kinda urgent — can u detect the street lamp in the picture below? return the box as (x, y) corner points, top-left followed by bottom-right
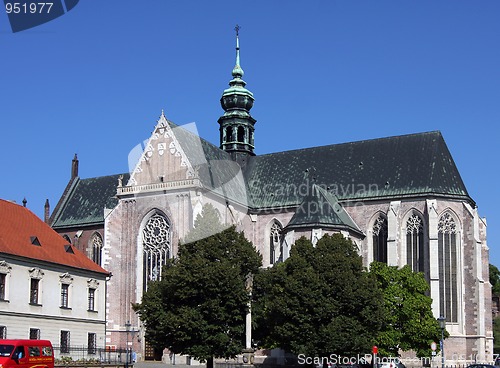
(125, 321), (131, 368)
(437, 316), (446, 368)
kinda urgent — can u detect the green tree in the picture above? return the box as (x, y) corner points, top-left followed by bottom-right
(183, 203), (227, 244)
(490, 264), (500, 295)
(369, 262), (444, 357)
(493, 317), (500, 354)
(490, 264), (500, 354)
(133, 206), (262, 368)
(253, 234), (384, 358)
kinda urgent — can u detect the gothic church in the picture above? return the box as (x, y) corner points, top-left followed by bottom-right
(50, 31), (492, 361)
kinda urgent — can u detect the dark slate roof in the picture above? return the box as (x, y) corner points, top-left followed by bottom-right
(244, 131), (471, 209)
(51, 173), (129, 229)
(51, 130), (472, 229)
(285, 184), (363, 236)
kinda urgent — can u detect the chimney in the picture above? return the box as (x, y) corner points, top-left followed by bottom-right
(71, 154), (79, 179)
(44, 199), (50, 224)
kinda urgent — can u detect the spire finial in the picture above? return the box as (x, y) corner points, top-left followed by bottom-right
(232, 24), (243, 78)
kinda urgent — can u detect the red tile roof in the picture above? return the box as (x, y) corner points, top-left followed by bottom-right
(0, 199), (109, 275)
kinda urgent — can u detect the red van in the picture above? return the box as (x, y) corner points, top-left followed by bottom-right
(0, 340), (54, 368)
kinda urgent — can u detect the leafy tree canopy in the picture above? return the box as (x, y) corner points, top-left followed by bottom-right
(493, 317), (500, 354)
(253, 234), (384, 358)
(183, 203), (227, 244)
(369, 262), (445, 357)
(490, 264), (500, 295)
(133, 205), (262, 367)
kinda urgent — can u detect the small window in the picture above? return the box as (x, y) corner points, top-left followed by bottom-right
(226, 127), (233, 142)
(0, 274), (5, 300)
(0, 326), (6, 339)
(13, 346), (24, 359)
(29, 328), (40, 340)
(60, 284), (69, 308)
(28, 346), (40, 357)
(30, 236), (41, 246)
(41, 346), (52, 357)
(87, 333), (96, 355)
(0, 342), (12, 356)
(30, 279), (40, 305)
(60, 331), (70, 354)
(88, 288), (96, 311)
(237, 126), (245, 142)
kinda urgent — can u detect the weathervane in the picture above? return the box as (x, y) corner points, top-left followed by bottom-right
(234, 24), (240, 36)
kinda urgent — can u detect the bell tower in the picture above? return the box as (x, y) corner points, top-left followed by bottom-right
(218, 25), (256, 166)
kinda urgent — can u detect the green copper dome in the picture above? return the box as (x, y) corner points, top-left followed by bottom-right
(220, 29), (254, 112)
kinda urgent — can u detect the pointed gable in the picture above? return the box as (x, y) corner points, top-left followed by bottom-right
(122, 113), (249, 208)
(0, 199), (109, 275)
(127, 112), (196, 187)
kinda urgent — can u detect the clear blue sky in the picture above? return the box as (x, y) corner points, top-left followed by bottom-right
(1, 1), (499, 265)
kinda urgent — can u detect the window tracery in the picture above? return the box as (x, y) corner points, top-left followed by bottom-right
(142, 213), (171, 290)
(406, 214), (424, 273)
(269, 222), (282, 265)
(372, 215), (388, 263)
(438, 212), (458, 323)
(91, 232), (103, 266)
(438, 212), (457, 234)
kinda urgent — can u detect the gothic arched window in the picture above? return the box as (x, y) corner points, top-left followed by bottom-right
(406, 214), (424, 273)
(142, 213), (171, 290)
(373, 215), (388, 263)
(438, 212), (458, 323)
(269, 222), (282, 265)
(90, 232), (103, 266)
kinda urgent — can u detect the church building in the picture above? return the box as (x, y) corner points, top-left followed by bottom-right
(49, 30), (492, 362)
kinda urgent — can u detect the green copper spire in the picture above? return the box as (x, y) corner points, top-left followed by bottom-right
(218, 25), (257, 164)
(232, 24), (244, 78)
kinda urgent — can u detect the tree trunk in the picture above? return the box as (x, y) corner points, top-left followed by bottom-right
(207, 356), (214, 368)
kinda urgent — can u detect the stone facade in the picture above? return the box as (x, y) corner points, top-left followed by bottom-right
(88, 114), (491, 362)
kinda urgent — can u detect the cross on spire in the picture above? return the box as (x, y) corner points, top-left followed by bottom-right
(233, 24), (242, 73)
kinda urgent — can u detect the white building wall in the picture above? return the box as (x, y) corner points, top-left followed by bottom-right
(0, 257), (107, 357)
